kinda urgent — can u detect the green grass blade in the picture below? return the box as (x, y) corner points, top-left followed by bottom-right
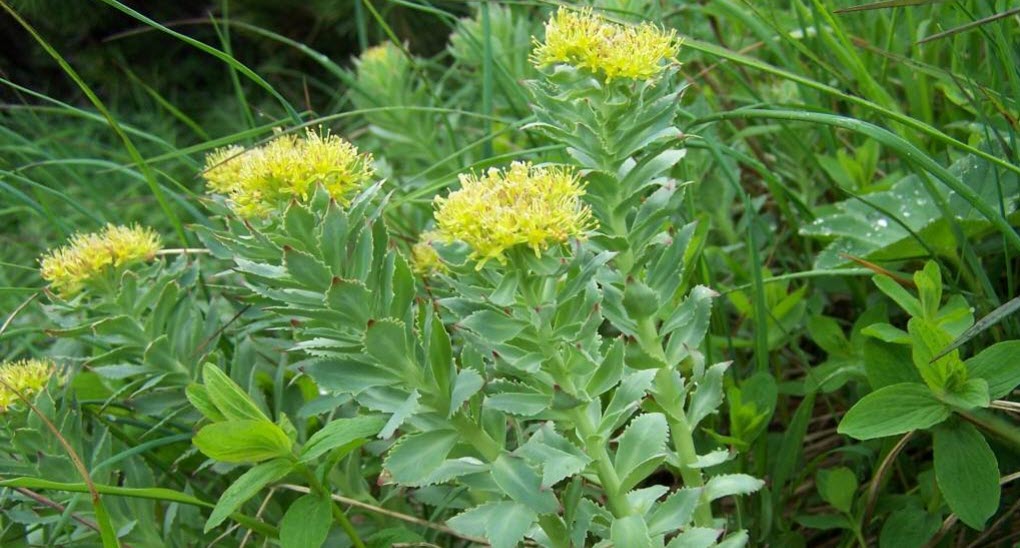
(679, 36), (1020, 179)
(0, 477), (280, 538)
(0, 2), (189, 245)
(692, 108), (1020, 254)
(95, 0), (301, 125)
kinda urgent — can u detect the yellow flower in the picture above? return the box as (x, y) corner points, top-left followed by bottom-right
(202, 128), (375, 217)
(411, 231), (447, 276)
(203, 145), (248, 194)
(40, 224), (161, 296)
(0, 359), (54, 411)
(433, 162), (594, 267)
(532, 7), (679, 81)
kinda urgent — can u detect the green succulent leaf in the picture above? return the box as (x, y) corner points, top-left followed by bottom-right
(447, 501), (537, 548)
(611, 514), (653, 548)
(491, 453), (560, 514)
(613, 413), (668, 493)
(384, 430), (461, 486)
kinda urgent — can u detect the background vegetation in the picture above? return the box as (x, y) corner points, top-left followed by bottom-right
(1, 0), (1019, 546)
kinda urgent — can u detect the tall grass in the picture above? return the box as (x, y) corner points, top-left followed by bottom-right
(1, 0), (1018, 545)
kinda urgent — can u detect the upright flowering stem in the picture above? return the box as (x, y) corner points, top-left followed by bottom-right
(530, 8), (716, 524)
(571, 404), (633, 518)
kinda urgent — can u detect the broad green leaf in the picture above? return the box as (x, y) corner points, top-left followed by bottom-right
(204, 458), (292, 532)
(610, 515), (652, 548)
(600, 370), (657, 434)
(666, 527), (721, 548)
(384, 430), (461, 486)
(862, 337), (921, 389)
(324, 279), (372, 326)
(447, 501), (536, 548)
(966, 341), (1020, 399)
(283, 202), (317, 248)
(807, 315), (852, 356)
(306, 358), (399, 395)
(816, 467), (857, 513)
(914, 261), (942, 319)
(939, 378), (989, 410)
(516, 423), (590, 487)
(280, 494), (331, 548)
(449, 368), (485, 416)
(193, 420), (293, 463)
(800, 154), (1020, 270)
(412, 457), (489, 486)
(299, 415), (386, 462)
(284, 247), (332, 291)
(935, 297), (1020, 361)
(795, 513), (853, 531)
(933, 421), (1000, 530)
(613, 413), (668, 492)
(703, 474), (764, 502)
(460, 309), (528, 343)
(687, 362), (729, 428)
(364, 319), (416, 375)
(647, 488), (702, 535)
(626, 486), (668, 516)
(837, 383), (950, 440)
(662, 285), (715, 355)
(586, 338), (625, 398)
(491, 454), (559, 514)
(622, 280), (659, 320)
(186, 383), (225, 422)
(379, 390), (420, 439)
(485, 390), (552, 417)
(879, 506), (940, 548)
(861, 323), (911, 344)
(873, 275), (924, 318)
(202, 363), (269, 422)
(908, 317), (967, 392)
(427, 312), (454, 412)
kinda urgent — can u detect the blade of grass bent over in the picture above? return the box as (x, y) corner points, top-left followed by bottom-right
(0, 1), (189, 245)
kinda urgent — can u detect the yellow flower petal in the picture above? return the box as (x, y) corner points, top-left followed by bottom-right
(532, 7), (679, 82)
(433, 162), (595, 267)
(202, 128), (374, 217)
(40, 224), (161, 296)
(0, 359), (54, 412)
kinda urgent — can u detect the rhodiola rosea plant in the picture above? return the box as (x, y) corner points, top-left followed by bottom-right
(1, 7), (762, 548)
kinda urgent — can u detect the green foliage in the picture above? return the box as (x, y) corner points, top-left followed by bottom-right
(3, 1), (1020, 546)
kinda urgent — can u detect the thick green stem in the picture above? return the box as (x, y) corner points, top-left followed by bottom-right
(636, 316), (666, 362)
(451, 414), (502, 461)
(667, 413), (712, 526)
(652, 368), (714, 527)
(571, 406), (632, 517)
(297, 463), (366, 548)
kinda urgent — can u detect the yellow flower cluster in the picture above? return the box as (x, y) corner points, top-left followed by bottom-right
(203, 128), (375, 217)
(532, 7), (679, 81)
(433, 162), (594, 266)
(40, 224), (161, 295)
(0, 359), (54, 411)
(411, 231), (447, 276)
